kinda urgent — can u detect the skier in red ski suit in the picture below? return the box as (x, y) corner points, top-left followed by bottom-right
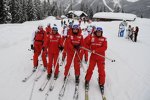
(31, 25), (47, 72)
(44, 26), (63, 80)
(84, 27), (107, 93)
(64, 24), (84, 84)
(45, 24), (52, 34)
(62, 22), (74, 61)
(80, 26), (93, 63)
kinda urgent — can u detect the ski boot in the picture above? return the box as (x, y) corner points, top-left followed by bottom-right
(64, 76), (67, 82)
(43, 67), (47, 72)
(47, 74), (51, 80)
(85, 80), (89, 90)
(75, 75), (80, 85)
(99, 84), (104, 95)
(32, 67), (37, 72)
(54, 74), (58, 80)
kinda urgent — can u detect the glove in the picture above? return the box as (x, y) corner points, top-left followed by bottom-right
(74, 45), (80, 50)
(42, 47), (46, 51)
(59, 46), (64, 51)
(31, 44), (34, 50)
(92, 50), (95, 53)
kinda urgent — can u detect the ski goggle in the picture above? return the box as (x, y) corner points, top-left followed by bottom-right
(96, 27), (103, 31)
(72, 25), (79, 29)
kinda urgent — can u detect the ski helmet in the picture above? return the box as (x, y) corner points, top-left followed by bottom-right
(72, 24), (79, 35)
(52, 26), (58, 31)
(94, 27), (103, 37)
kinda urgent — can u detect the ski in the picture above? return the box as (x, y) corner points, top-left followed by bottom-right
(99, 86), (106, 100)
(49, 78), (57, 91)
(73, 83), (79, 100)
(85, 88), (89, 100)
(39, 79), (50, 91)
(101, 94), (106, 100)
(22, 71), (35, 82)
(58, 78), (69, 100)
(34, 69), (45, 82)
(44, 78), (57, 100)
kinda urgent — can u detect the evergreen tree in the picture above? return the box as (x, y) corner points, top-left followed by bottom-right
(47, 0), (52, 16)
(88, 7), (93, 19)
(27, 0), (37, 21)
(50, 2), (58, 16)
(21, 0), (28, 22)
(10, 0), (23, 23)
(96, 5), (99, 13)
(0, 0), (12, 24)
(42, 0), (48, 17)
(80, 3), (85, 11)
(34, 0), (43, 20)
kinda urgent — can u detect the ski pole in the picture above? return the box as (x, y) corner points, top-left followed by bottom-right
(58, 51), (77, 98)
(29, 65), (42, 100)
(80, 47), (115, 62)
(52, 38), (67, 75)
(65, 50), (77, 81)
(76, 51), (86, 73)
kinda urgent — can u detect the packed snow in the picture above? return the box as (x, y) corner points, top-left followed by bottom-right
(0, 16), (150, 100)
(93, 12), (137, 21)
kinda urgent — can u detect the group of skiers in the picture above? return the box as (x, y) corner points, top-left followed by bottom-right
(118, 20), (139, 42)
(31, 21), (107, 94)
(126, 25), (139, 42)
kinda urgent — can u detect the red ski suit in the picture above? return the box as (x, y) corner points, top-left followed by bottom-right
(33, 29), (47, 68)
(45, 26), (52, 34)
(62, 28), (72, 60)
(85, 34), (107, 85)
(44, 32), (62, 75)
(62, 28), (82, 60)
(80, 34), (90, 62)
(64, 33), (84, 77)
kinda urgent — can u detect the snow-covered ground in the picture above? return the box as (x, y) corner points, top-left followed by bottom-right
(0, 16), (150, 100)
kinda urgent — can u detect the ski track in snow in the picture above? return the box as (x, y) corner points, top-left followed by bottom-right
(0, 16), (150, 100)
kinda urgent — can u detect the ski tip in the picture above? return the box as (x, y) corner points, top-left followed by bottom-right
(103, 96), (106, 100)
(39, 88), (43, 91)
(22, 80), (26, 82)
(22, 78), (27, 82)
(49, 88), (53, 91)
(45, 93), (49, 96)
(112, 60), (116, 62)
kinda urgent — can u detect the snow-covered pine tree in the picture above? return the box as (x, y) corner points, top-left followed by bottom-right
(0, 0), (12, 24)
(10, 0), (23, 23)
(27, 0), (37, 21)
(80, 2), (85, 12)
(42, 0), (48, 17)
(47, 0), (52, 16)
(34, 0), (43, 20)
(50, 1), (58, 16)
(21, 0), (28, 22)
(88, 7), (93, 19)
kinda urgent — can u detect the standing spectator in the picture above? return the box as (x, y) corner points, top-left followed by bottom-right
(61, 19), (63, 27)
(126, 25), (132, 39)
(133, 26), (139, 42)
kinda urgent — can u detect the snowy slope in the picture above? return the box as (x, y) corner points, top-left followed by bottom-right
(0, 16), (150, 100)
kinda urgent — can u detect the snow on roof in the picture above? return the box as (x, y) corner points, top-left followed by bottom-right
(68, 10), (88, 17)
(61, 15), (67, 18)
(93, 12), (137, 21)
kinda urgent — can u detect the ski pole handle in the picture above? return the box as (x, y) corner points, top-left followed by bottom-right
(80, 47), (115, 62)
